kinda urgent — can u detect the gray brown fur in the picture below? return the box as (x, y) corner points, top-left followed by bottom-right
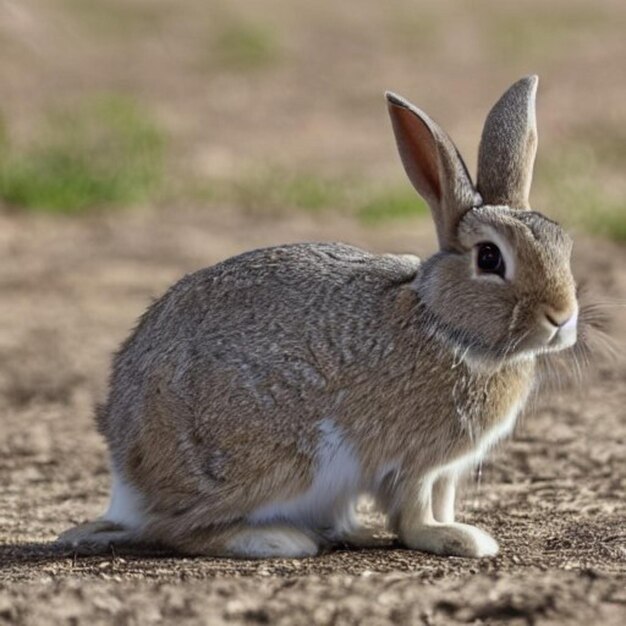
(59, 76), (580, 558)
(477, 76), (539, 209)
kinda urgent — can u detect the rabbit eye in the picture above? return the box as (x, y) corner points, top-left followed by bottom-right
(476, 242), (505, 278)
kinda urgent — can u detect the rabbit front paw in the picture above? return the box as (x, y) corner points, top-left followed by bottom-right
(401, 522), (498, 558)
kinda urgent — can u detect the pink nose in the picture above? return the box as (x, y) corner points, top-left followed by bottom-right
(543, 305), (576, 329)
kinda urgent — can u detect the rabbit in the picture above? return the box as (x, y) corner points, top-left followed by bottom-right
(59, 75), (579, 559)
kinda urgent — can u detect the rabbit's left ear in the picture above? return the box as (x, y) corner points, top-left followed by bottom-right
(477, 75), (539, 210)
(386, 92), (481, 251)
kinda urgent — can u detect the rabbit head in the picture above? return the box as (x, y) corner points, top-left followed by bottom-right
(387, 76), (578, 365)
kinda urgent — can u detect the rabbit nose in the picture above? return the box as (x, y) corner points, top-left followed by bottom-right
(542, 305), (577, 329)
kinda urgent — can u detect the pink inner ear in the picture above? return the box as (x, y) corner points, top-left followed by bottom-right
(392, 105), (441, 203)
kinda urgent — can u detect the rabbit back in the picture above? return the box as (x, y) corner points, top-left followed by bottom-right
(98, 243), (422, 527)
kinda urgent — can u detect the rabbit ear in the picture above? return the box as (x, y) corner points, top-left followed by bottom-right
(386, 92), (480, 251)
(477, 75), (539, 210)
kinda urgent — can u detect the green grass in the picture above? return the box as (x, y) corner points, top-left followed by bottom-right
(585, 206), (626, 242)
(545, 181), (626, 242)
(197, 153), (622, 238)
(192, 169), (428, 224)
(0, 95), (165, 213)
(357, 186), (428, 223)
(213, 21), (280, 70)
(536, 144), (626, 242)
(196, 170), (347, 214)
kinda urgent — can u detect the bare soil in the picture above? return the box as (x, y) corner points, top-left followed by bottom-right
(1, 1), (625, 624)
(0, 208), (625, 625)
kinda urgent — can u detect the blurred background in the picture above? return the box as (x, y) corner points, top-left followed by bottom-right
(0, 0), (623, 233)
(1, 3), (626, 607)
(0, 0), (624, 408)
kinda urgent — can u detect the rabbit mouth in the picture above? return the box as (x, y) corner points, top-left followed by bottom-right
(522, 325), (577, 357)
(510, 305), (579, 357)
(547, 325), (578, 351)
(421, 301), (576, 367)
(497, 322), (577, 362)
(542, 309), (579, 352)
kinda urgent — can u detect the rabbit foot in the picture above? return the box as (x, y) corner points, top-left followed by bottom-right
(225, 526), (319, 558)
(401, 522), (498, 558)
(56, 520), (136, 554)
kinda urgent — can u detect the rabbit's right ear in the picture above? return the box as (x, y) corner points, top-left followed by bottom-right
(476, 76), (539, 209)
(386, 92), (481, 251)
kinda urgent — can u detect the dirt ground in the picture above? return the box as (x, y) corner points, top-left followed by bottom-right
(0, 207), (625, 625)
(1, 1), (625, 624)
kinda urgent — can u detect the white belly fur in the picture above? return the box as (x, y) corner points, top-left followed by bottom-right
(103, 467), (145, 528)
(248, 419), (362, 532)
(105, 402), (522, 534)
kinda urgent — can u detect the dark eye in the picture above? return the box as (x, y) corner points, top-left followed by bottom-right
(476, 242), (505, 278)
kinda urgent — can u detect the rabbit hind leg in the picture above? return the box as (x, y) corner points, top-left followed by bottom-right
(56, 520), (139, 555)
(225, 525), (319, 558)
(169, 523), (320, 559)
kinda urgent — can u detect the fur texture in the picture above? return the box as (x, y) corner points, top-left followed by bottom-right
(58, 76), (582, 559)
